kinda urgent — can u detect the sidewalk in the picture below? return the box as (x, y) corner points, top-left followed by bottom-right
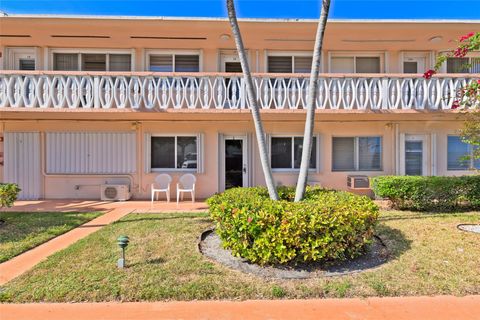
(1, 295), (479, 320)
(0, 200), (208, 285)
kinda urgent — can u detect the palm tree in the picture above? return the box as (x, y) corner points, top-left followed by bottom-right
(294, 0), (331, 202)
(226, 0), (279, 200)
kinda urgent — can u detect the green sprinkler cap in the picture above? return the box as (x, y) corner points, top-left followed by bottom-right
(117, 235), (130, 249)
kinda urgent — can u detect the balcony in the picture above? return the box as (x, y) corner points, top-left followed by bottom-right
(0, 71), (477, 111)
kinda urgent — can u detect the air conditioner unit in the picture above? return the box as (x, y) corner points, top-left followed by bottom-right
(347, 175), (370, 190)
(100, 184), (131, 201)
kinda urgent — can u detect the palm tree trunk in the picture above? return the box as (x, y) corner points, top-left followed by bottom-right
(294, 0), (331, 202)
(226, 0), (279, 200)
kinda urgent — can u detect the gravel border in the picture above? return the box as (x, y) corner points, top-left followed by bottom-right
(457, 224), (480, 234)
(198, 229), (389, 279)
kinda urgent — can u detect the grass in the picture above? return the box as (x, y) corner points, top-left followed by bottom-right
(0, 211), (102, 263)
(0, 210), (479, 302)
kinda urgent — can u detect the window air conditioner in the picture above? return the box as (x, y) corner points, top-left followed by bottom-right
(100, 184), (131, 201)
(347, 175), (370, 189)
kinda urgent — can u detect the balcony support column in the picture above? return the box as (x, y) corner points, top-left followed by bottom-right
(381, 77), (389, 110)
(93, 76), (100, 108)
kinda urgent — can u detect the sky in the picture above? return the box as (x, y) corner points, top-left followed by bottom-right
(1, 0), (480, 20)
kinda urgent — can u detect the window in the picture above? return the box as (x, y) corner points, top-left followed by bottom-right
(330, 55), (381, 73)
(149, 54), (200, 72)
(267, 55), (313, 73)
(109, 54), (132, 71)
(446, 57), (480, 73)
(82, 54), (106, 71)
(53, 52), (132, 71)
(54, 53), (79, 71)
(19, 59), (35, 70)
(447, 136), (480, 170)
(332, 137), (382, 171)
(270, 136), (316, 170)
(405, 140), (423, 176)
(151, 136), (197, 170)
(403, 61), (418, 74)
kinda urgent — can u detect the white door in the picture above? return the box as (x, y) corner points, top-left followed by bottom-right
(15, 53), (36, 70)
(403, 56), (426, 74)
(401, 134), (428, 176)
(223, 135), (248, 190)
(220, 53), (242, 72)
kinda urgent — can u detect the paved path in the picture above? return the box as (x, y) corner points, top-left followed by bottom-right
(0, 200), (208, 285)
(1, 295), (479, 320)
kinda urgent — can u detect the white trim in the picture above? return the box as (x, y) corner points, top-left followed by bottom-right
(4, 14), (480, 24)
(267, 50), (314, 57)
(430, 133), (437, 176)
(400, 134), (428, 176)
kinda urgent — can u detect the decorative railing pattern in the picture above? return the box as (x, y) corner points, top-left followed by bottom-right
(0, 71), (477, 111)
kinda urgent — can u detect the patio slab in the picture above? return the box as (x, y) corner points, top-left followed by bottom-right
(1, 295), (479, 320)
(0, 200), (208, 285)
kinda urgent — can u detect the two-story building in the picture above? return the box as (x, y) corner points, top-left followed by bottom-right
(0, 14), (479, 200)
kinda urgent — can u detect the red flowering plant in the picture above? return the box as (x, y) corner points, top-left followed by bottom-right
(424, 31), (480, 167)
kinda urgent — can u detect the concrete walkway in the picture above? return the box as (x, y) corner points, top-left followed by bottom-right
(1, 295), (479, 320)
(0, 200), (208, 285)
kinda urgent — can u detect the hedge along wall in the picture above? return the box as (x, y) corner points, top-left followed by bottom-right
(207, 187), (379, 266)
(371, 175), (480, 212)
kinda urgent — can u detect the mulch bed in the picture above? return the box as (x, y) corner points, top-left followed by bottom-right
(198, 229), (389, 279)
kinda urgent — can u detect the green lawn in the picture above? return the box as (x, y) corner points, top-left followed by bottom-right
(0, 211), (102, 263)
(0, 210), (479, 302)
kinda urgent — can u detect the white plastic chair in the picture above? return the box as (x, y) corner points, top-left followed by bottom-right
(177, 173), (196, 204)
(151, 174), (172, 204)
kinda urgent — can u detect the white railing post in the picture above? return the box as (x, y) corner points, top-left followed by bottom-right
(93, 76), (100, 108)
(240, 77), (246, 109)
(381, 77), (389, 109)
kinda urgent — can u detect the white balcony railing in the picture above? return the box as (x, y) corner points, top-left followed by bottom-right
(0, 71), (478, 111)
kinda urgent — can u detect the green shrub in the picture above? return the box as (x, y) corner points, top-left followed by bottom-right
(0, 183), (21, 208)
(207, 187), (379, 266)
(371, 175), (480, 211)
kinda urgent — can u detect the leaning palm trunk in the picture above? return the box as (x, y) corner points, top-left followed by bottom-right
(294, 0), (331, 202)
(226, 0), (279, 200)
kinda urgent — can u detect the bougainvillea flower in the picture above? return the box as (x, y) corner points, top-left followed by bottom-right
(459, 32), (475, 42)
(423, 69), (436, 79)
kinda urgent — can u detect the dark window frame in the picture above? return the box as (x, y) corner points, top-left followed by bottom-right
(270, 136), (317, 170)
(150, 135), (198, 171)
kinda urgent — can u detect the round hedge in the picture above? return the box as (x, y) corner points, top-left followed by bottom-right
(207, 186), (379, 266)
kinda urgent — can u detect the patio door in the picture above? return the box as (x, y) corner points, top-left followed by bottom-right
(401, 134), (428, 176)
(223, 136), (248, 190)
